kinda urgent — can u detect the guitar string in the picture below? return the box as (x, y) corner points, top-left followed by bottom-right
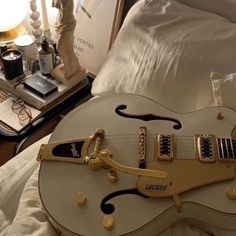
(101, 134), (234, 141)
(102, 134), (194, 139)
(99, 136), (197, 151)
(99, 135), (235, 151)
(101, 134), (211, 143)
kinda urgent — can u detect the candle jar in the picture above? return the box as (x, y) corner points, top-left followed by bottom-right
(2, 49), (24, 80)
(14, 35), (37, 61)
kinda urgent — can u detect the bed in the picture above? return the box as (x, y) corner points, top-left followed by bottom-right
(1, 0), (236, 235)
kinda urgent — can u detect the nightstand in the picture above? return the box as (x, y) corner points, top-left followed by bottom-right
(0, 75), (93, 166)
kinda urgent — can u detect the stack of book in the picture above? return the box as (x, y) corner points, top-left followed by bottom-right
(0, 71), (88, 110)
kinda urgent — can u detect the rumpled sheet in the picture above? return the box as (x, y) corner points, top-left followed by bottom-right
(0, 135), (53, 236)
(0, 134), (235, 236)
(92, 0), (236, 113)
(1, 0), (236, 232)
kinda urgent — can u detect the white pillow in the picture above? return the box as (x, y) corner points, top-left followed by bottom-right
(210, 72), (236, 111)
(177, 0), (236, 23)
(92, 0), (236, 112)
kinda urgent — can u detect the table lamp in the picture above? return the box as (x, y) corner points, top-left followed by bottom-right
(0, 0), (29, 43)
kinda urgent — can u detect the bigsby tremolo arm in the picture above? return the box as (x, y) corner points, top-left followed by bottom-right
(97, 149), (168, 179)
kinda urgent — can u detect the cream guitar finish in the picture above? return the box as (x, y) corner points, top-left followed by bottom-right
(38, 94), (236, 236)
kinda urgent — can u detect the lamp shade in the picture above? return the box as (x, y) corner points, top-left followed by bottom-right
(0, 0), (29, 32)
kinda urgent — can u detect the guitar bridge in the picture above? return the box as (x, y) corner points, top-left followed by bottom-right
(195, 135), (217, 162)
(138, 127), (146, 168)
(156, 134), (175, 161)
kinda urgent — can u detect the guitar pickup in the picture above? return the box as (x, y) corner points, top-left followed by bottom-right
(156, 134), (175, 161)
(195, 135), (217, 162)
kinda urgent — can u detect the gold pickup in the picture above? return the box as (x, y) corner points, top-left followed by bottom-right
(156, 134), (175, 161)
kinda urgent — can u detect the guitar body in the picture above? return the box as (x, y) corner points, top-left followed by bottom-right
(38, 94), (236, 236)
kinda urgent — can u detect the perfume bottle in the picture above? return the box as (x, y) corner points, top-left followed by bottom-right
(38, 38), (54, 76)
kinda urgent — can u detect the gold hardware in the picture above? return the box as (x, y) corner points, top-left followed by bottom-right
(102, 215), (114, 230)
(92, 129), (105, 158)
(137, 160), (235, 198)
(156, 134), (175, 161)
(98, 149), (168, 179)
(138, 127), (146, 167)
(173, 194), (182, 212)
(226, 187), (236, 200)
(216, 112), (224, 120)
(89, 158), (104, 170)
(107, 169), (119, 182)
(36, 129), (105, 164)
(75, 192), (87, 206)
(195, 135), (217, 162)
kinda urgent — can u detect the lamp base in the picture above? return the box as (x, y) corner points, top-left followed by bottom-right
(0, 24), (28, 44)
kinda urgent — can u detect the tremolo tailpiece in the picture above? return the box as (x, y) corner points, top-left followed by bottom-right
(37, 129), (168, 180)
(37, 129), (105, 164)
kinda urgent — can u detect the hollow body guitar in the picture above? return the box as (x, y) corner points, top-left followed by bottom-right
(38, 94), (236, 236)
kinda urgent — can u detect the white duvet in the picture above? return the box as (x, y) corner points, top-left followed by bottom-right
(1, 0), (236, 235)
(92, 0), (236, 112)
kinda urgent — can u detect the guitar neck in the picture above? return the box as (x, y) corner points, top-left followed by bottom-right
(217, 138), (236, 160)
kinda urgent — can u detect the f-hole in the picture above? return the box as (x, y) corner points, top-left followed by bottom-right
(115, 105), (182, 129)
(101, 189), (148, 214)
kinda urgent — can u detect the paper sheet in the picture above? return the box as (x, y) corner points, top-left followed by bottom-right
(0, 97), (41, 131)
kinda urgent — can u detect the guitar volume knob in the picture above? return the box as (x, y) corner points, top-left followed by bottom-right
(226, 187), (236, 200)
(102, 215), (114, 230)
(75, 192), (87, 206)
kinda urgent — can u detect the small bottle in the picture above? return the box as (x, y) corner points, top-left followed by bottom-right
(38, 38), (54, 76)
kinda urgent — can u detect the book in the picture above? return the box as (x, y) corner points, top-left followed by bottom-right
(23, 75), (58, 99)
(0, 71), (88, 110)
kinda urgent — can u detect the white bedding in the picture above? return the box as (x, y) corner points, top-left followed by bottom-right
(1, 0), (236, 235)
(0, 135), (52, 236)
(92, 0), (236, 112)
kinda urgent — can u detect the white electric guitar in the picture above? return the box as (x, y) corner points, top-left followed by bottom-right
(38, 93), (236, 236)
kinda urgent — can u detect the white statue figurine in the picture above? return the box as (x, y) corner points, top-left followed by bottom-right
(51, 0), (85, 84)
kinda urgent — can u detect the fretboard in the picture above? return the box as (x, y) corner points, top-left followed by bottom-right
(217, 138), (236, 160)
